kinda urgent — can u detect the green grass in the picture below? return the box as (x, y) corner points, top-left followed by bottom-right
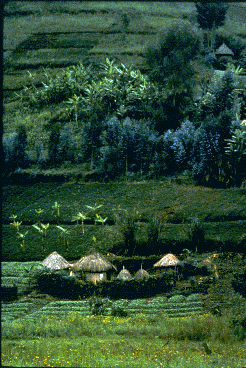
(1, 313), (246, 367)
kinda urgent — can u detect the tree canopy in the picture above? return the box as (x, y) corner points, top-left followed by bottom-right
(195, 2), (229, 31)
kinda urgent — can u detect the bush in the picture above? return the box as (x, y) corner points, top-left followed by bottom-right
(232, 269), (246, 298)
(114, 207), (140, 256)
(32, 268), (82, 298)
(2, 125), (30, 177)
(230, 314), (246, 341)
(170, 120), (196, 171)
(187, 218), (205, 252)
(47, 126), (61, 167)
(191, 126), (222, 185)
(144, 22), (201, 130)
(99, 116), (159, 179)
(57, 124), (77, 164)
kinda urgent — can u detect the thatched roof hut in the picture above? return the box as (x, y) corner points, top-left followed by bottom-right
(72, 251), (117, 272)
(117, 266), (132, 281)
(134, 264), (150, 281)
(72, 250), (117, 284)
(154, 253), (180, 276)
(41, 251), (72, 270)
(154, 253), (180, 268)
(215, 43), (234, 58)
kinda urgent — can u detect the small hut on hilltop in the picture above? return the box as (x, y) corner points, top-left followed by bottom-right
(117, 266), (132, 281)
(72, 250), (117, 284)
(215, 43), (234, 60)
(41, 251), (72, 274)
(134, 264), (150, 281)
(154, 253), (180, 275)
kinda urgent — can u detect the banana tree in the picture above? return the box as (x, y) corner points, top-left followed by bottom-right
(17, 231), (28, 251)
(32, 223), (49, 252)
(225, 129), (246, 185)
(95, 214), (108, 226)
(10, 215), (22, 232)
(52, 202), (60, 223)
(71, 212), (89, 234)
(34, 207), (44, 226)
(85, 204), (103, 225)
(56, 225), (70, 251)
(66, 94), (80, 129)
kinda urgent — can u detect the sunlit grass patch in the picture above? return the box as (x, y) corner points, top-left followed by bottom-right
(2, 335), (245, 368)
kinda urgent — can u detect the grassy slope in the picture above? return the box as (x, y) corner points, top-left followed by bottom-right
(2, 181), (246, 261)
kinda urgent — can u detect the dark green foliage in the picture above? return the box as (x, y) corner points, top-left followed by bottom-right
(114, 207), (139, 256)
(33, 268), (83, 299)
(47, 126), (61, 167)
(145, 21), (201, 91)
(191, 126), (222, 185)
(2, 125), (30, 177)
(1, 286), (18, 302)
(198, 70), (238, 126)
(187, 218), (205, 252)
(88, 296), (112, 316)
(225, 129), (246, 186)
(230, 314), (246, 341)
(147, 213), (164, 249)
(232, 269), (246, 298)
(144, 22), (201, 131)
(111, 305), (128, 317)
(81, 120), (104, 169)
(57, 124), (77, 164)
(195, 2), (229, 30)
(100, 274), (175, 300)
(178, 260), (209, 279)
(99, 116), (159, 179)
(15, 125), (29, 169)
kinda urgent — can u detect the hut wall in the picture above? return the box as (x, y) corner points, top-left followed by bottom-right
(85, 272), (107, 284)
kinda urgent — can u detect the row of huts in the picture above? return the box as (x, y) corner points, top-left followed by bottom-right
(40, 250), (181, 284)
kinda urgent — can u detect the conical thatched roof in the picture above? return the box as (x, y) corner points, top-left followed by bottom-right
(134, 265), (150, 281)
(154, 253), (180, 267)
(117, 266), (132, 280)
(41, 251), (71, 270)
(215, 43), (234, 56)
(72, 251), (117, 272)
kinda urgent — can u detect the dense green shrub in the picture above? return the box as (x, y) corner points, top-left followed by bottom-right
(56, 124), (77, 164)
(32, 268), (83, 298)
(2, 125), (31, 177)
(144, 22), (201, 131)
(99, 116), (159, 179)
(187, 218), (205, 252)
(230, 314), (246, 341)
(232, 269), (246, 298)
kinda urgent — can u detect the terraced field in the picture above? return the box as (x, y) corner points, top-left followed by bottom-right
(3, 2), (246, 100)
(1, 294), (205, 325)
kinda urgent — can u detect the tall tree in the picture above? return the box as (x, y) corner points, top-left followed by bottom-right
(145, 21), (201, 131)
(195, 2), (229, 51)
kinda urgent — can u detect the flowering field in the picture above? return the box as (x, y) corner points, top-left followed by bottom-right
(1, 313), (246, 367)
